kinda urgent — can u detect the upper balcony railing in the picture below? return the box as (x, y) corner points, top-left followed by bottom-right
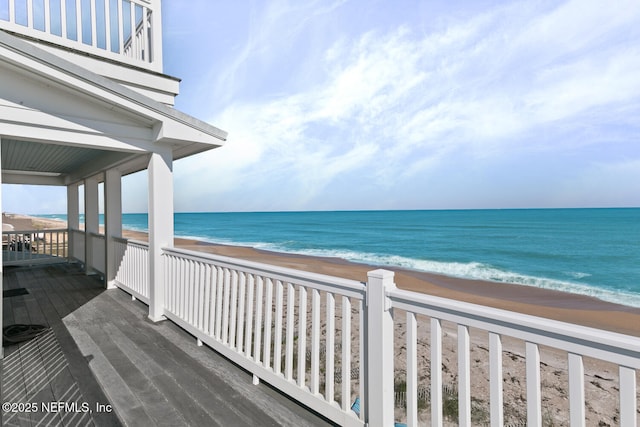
(0, 0), (162, 73)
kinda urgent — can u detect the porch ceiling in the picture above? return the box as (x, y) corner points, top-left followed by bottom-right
(0, 29), (228, 188)
(1, 139), (140, 186)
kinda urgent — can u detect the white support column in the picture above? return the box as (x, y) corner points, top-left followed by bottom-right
(105, 169), (122, 289)
(84, 175), (100, 274)
(148, 150), (173, 322)
(67, 184), (80, 230)
(67, 183), (79, 260)
(365, 269), (396, 427)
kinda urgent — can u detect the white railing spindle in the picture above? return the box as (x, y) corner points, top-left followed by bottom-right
(431, 317), (443, 427)
(297, 285), (307, 388)
(273, 279), (283, 374)
(619, 366), (637, 427)
(310, 288), (321, 395)
(568, 353), (586, 426)
(458, 324), (471, 426)
(406, 311), (418, 427)
(325, 292), (335, 402)
(489, 332), (504, 427)
(285, 282), (295, 381)
(341, 295), (351, 411)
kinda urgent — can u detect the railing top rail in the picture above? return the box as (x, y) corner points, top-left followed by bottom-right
(3, 228), (68, 234)
(114, 236), (148, 248)
(390, 287), (640, 368)
(163, 246), (366, 299)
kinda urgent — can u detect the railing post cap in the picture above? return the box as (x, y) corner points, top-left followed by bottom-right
(367, 269), (395, 280)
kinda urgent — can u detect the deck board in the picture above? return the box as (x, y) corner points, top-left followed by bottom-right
(3, 263), (334, 427)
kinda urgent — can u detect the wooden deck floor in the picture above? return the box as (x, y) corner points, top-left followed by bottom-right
(2, 263), (334, 427)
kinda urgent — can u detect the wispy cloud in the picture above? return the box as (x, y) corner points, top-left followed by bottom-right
(174, 0), (640, 211)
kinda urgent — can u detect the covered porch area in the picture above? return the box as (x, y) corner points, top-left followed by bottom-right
(0, 27), (229, 358)
(2, 262), (333, 426)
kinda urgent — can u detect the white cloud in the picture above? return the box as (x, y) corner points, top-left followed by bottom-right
(170, 0), (640, 211)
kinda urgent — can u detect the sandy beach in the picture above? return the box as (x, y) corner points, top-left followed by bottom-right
(8, 212), (639, 336)
(5, 213), (639, 424)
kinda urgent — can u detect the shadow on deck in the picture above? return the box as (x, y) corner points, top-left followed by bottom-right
(2, 263), (334, 427)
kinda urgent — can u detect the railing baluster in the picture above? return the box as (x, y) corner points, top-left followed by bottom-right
(164, 255), (176, 313)
(44, 0), (50, 33)
(297, 285), (307, 388)
(128, 0), (134, 56)
(285, 282), (295, 381)
(237, 272), (246, 353)
(184, 260), (194, 323)
(198, 262), (206, 330)
(208, 265), (218, 336)
(215, 267), (224, 340)
(229, 270), (239, 349)
(60, 0), (67, 38)
(406, 312), (418, 427)
(263, 278), (273, 367)
(117, 0), (123, 52)
(341, 296), (351, 411)
(273, 279), (283, 374)
(178, 257), (185, 317)
(27, 0), (33, 28)
(325, 291), (335, 402)
(489, 332), (503, 427)
(104, 0), (111, 51)
(431, 317), (442, 426)
(568, 353), (585, 426)
(310, 288), (321, 395)
(8, 0), (15, 23)
(526, 341), (542, 426)
(458, 324), (471, 426)
(253, 276), (264, 364)
(244, 274), (255, 358)
(75, 0), (81, 42)
(141, 5), (147, 60)
(188, 260), (195, 324)
(89, 0), (96, 46)
(619, 366), (637, 427)
(358, 298), (365, 420)
(222, 268), (231, 344)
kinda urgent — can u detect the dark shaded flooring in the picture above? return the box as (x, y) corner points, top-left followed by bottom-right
(2, 263), (334, 426)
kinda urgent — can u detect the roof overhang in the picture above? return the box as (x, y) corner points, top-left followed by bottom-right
(0, 29), (228, 186)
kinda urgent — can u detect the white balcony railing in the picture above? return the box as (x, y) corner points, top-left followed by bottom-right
(112, 236), (149, 303)
(101, 240), (640, 426)
(2, 228), (68, 265)
(0, 0), (162, 72)
(69, 227), (85, 262)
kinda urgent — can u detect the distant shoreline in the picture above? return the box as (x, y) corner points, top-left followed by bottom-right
(8, 212), (640, 337)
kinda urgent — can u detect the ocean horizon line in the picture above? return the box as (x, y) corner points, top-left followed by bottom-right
(29, 205), (640, 217)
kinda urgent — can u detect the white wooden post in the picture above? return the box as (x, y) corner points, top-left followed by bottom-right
(105, 168), (122, 289)
(365, 269), (396, 427)
(148, 149), (173, 322)
(84, 175), (100, 274)
(149, 0), (163, 68)
(67, 182), (79, 260)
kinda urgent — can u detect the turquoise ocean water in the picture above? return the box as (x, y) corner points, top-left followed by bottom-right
(39, 208), (640, 307)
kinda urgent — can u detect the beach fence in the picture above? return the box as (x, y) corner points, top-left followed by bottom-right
(106, 239), (640, 427)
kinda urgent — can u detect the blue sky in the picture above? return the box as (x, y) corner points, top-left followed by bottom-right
(4, 0), (640, 213)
